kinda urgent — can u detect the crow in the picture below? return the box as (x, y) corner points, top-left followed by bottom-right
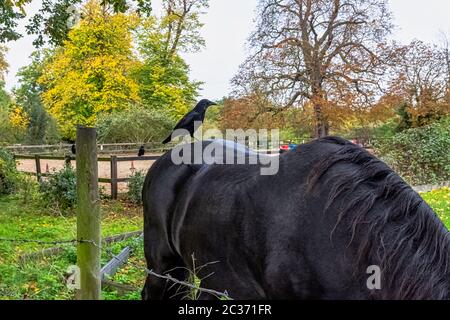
(162, 99), (217, 144)
(71, 144), (76, 155)
(138, 145), (145, 157)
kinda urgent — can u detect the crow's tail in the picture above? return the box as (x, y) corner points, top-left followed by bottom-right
(162, 134), (172, 144)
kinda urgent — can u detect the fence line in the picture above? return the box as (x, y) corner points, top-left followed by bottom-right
(5, 142), (169, 156)
(14, 152), (449, 200)
(13, 154), (162, 199)
(0, 233), (143, 247)
(0, 237), (93, 245)
(17, 231), (143, 264)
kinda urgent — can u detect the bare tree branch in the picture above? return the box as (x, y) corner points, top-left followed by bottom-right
(232, 0), (394, 137)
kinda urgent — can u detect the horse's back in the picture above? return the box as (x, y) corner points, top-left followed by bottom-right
(168, 138), (353, 298)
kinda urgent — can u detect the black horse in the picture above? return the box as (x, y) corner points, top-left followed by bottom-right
(142, 137), (450, 300)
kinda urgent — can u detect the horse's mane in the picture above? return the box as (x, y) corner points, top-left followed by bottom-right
(307, 136), (450, 299)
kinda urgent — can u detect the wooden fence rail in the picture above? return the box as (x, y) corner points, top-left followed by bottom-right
(5, 142), (169, 156)
(13, 154), (161, 199)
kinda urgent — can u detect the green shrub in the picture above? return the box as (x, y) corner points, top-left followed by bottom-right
(0, 148), (42, 202)
(371, 119), (398, 141)
(374, 117), (450, 185)
(40, 164), (77, 212)
(97, 106), (175, 143)
(127, 170), (146, 205)
(16, 173), (41, 205)
(0, 148), (20, 195)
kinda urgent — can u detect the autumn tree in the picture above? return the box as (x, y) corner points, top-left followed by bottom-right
(0, 45), (14, 143)
(438, 32), (450, 106)
(39, 0), (141, 140)
(0, 82), (26, 144)
(13, 50), (60, 144)
(0, 94), (17, 144)
(221, 93), (282, 131)
(387, 40), (450, 128)
(160, 0), (208, 60)
(136, 0), (207, 118)
(233, 0), (393, 138)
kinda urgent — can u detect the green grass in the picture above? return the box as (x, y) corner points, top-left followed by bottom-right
(0, 195), (144, 300)
(420, 187), (450, 229)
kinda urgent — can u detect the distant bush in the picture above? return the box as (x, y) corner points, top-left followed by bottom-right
(374, 117), (450, 185)
(0, 148), (20, 195)
(0, 147), (42, 202)
(40, 165), (77, 212)
(127, 170), (146, 205)
(97, 106), (175, 143)
(15, 173), (41, 205)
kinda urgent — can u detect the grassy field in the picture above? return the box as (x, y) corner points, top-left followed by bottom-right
(0, 187), (448, 300)
(0, 195), (145, 300)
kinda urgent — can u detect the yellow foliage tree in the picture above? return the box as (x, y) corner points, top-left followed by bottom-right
(9, 105), (30, 129)
(39, 0), (141, 140)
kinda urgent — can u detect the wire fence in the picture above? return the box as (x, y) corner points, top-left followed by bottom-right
(0, 237), (93, 245)
(0, 234), (232, 300)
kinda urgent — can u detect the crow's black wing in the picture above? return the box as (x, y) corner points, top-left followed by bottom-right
(162, 111), (200, 144)
(173, 110), (199, 130)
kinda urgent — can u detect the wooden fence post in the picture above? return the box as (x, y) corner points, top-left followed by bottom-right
(64, 154), (72, 167)
(76, 126), (101, 300)
(34, 154), (41, 182)
(110, 155), (118, 200)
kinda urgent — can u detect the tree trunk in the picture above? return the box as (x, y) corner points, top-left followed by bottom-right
(313, 99), (329, 138)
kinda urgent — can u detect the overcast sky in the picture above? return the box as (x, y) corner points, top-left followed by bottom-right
(4, 0), (450, 100)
